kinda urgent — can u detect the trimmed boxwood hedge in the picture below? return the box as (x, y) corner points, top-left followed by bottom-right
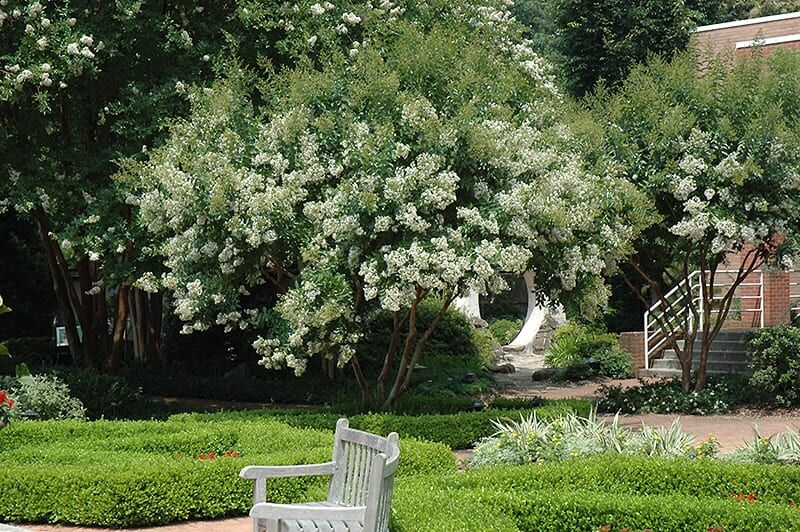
(7, 415), (800, 530)
(450, 455), (800, 503)
(171, 399), (591, 449)
(392, 458), (800, 531)
(393, 485), (800, 531)
(0, 418), (454, 527)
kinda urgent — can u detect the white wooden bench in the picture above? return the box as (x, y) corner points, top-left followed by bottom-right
(240, 418), (400, 532)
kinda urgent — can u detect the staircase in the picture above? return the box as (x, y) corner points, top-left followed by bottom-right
(640, 329), (752, 377)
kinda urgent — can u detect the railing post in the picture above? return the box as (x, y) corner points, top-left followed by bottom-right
(760, 270), (764, 328)
(643, 312), (649, 369)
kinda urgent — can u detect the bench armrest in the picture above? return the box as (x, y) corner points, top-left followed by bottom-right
(240, 461), (336, 480)
(240, 462), (337, 504)
(250, 502), (367, 521)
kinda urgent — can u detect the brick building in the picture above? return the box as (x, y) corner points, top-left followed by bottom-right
(693, 11), (800, 57)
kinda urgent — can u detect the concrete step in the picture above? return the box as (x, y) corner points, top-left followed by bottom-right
(659, 350), (750, 363)
(639, 368), (751, 378)
(650, 358), (751, 373)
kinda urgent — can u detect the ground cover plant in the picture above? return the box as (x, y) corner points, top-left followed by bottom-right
(469, 411), (719, 467)
(597, 376), (757, 415)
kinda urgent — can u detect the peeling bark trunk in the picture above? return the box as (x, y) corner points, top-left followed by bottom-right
(34, 210), (81, 364)
(105, 284), (130, 374)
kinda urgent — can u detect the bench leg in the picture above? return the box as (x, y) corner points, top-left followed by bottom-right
(255, 517), (280, 532)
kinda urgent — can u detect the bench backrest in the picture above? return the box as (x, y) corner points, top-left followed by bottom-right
(328, 419), (400, 532)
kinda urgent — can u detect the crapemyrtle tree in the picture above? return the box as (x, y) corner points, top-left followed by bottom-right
(590, 51), (800, 391)
(0, 1), (309, 371)
(130, 0), (650, 407)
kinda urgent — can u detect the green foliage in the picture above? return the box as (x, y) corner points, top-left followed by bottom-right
(0, 418), (453, 526)
(545, 323), (633, 379)
(50, 367), (143, 420)
(727, 426), (800, 465)
(171, 399), (591, 450)
(396, 455), (800, 531)
(747, 326), (800, 407)
(690, 0), (800, 25)
(489, 318), (523, 345)
(6, 373), (86, 421)
(358, 301), (481, 365)
(553, 0), (696, 97)
(472, 329), (499, 368)
(597, 376), (757, 415)
(469, 411), (717, 467)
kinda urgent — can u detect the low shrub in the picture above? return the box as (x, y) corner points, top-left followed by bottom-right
(489, 318), (523, 345)
(747, 325), (800, 406)
(0, 337), (55, 371)
(597, 376), (756, 415)
(545, 323), (633, 380)
(394, 457), (800, 531)
(49, 367), (144, 420)
(171, 399), (591, 449)
(7, 374), (86, 421)
(0, 418), (454, 526)
(468, 411), (718, 467)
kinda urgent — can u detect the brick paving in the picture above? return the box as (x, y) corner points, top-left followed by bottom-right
(16, 518), (250, 532)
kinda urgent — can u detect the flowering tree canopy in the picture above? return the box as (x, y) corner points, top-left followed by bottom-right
(0, 1), (312, 370)
(130, 0), (648, 406)
(591, 51), (800, 391)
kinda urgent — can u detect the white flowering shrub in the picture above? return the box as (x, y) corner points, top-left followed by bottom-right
(132, 0), (647, 406)
(592, 51), (800, 391)
(0, 1), (305, 370)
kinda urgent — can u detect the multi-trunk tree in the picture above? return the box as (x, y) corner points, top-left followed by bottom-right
(130, 0), (650, 407)
(590, 51), (800, 391)
(0, 1), (302, 371)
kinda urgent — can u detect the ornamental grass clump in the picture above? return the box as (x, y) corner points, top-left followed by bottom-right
(468, 410), (716, 467)
(728, 427), (800, 465)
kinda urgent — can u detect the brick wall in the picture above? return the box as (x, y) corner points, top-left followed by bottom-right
(737, 40), (800, 57)
(619, 331), (645, 370)
(693, 13), (800, 57)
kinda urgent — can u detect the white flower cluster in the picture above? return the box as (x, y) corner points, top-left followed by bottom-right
(1, 2), (99, 94)
(134, 2), (644, 377)
(665, 128), (800, 258)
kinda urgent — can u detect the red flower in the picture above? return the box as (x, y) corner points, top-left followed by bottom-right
(747, 493), (755, 501)
(0, 390), (7, 404)
(198, 454), (207, 460)
(233, 452), (239, 458)
(208, 452), (216, 460)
